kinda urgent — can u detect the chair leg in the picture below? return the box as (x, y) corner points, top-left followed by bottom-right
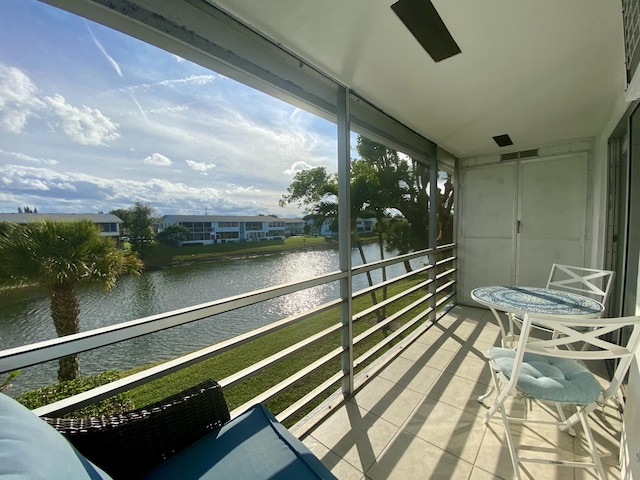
(484, 366), (507, 424)
(477, 385), (494, 403)
(554, 402), (577, 437)
(577, 406), (606, 480)
(498, 398), (523, 480)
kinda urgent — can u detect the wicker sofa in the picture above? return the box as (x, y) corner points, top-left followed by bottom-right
(0, 379), (337, 480)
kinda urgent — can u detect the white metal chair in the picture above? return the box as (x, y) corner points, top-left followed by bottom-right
(546, 263), (615, 306)
(506, 264), (615, 344)
(483, 312), (640, 480)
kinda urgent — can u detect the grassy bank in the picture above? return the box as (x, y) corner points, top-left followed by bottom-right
(142, 235), (340, 268)
(124, 271), (432, 427)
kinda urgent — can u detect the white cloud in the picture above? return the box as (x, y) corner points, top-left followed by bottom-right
(146, 105), (190, 115)
(86, 21), (122, 77)
(44, 94), (119, 146)
(186, 159), (216, 174)
(0, 148), (59, 166)
(284, 161), (314, 176)
(0, 64), (120, 146)
(0, 64), (45, 133)
(143, 152), (172, 166)
(103, 75), (216, 96)
(158, 75), (215, 87)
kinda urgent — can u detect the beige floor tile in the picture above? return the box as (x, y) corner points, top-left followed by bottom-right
(574, 463), (621, 480)
(477, 425), (576, 480)
(399, 339), (458, 369)
(349, 376), (424, 427)
(303, 435), (365, 480)
(426, 371), (494, 418)
(378, 355), (443, 395)
(443, 347), (493, 386)
(465, 323), (504, 347)
(307, 401), (399, 473)
(299, 305), (621, 480)
(366, 431), (474, 480)
(404, 398), (487, 463)
(468, 466), (509, 480)
(407, 326), (465, 354)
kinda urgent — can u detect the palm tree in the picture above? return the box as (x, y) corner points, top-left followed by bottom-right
(0, 220), (143, 381)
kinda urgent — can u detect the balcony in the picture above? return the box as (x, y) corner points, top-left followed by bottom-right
(0, 252), (624, 479)
(0, 1), (634, 478)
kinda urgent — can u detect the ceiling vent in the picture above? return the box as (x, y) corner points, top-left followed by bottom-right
(391, 0), (461, 62)
(623, 0), (640, 100)
(493, 134), (513, 147)
(501, 149), (539, 162)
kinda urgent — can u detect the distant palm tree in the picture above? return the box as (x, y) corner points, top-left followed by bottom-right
(0, 220), (143, 381)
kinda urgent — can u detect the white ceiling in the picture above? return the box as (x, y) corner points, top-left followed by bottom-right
(211, 0), (627, 159)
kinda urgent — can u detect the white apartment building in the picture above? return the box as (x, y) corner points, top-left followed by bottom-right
(0, 213), (123, 239)
(160, 215), (305, 245)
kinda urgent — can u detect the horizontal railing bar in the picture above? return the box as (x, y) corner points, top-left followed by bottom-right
(290, 302), (453, 438)
(287, 378), (349, 439)
(436, 291), (456, 308)
(435, 255), (456, 267)
(354, 301), (434, 368)
(219, 322), (342, 390)
(19, 246), (457, 421)
(436, 268), (456, 281)
(353, 317), (435, 390)
(1, 271), (345, 373)
(32, 298), (342, 416)
(351, 248), (432, 275)
(228, 345), (343, 419)
(276, 371), (344, 422)
(352, 264), (430, 300)
(436, 280), (456, 294)
(277, 370), (343, 426)
(353, 278), (432, 322)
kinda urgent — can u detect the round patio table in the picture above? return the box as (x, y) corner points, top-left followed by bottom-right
(471, 285), (604, 347)
(471, 285), (604, 317)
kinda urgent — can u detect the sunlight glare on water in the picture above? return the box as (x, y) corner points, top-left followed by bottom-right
(266, 250), (338, 317)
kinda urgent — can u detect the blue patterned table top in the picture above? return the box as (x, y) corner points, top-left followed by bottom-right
(471, 286), (604, 317)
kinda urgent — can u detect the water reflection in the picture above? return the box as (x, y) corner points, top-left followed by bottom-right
(1, 243), (420, 393)
(267, 250), (337, 317)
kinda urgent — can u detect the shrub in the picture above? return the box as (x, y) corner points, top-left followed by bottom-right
(17, 370), (134, 417)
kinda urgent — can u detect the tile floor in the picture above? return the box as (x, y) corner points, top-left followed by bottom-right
(302, 305), (624, 479)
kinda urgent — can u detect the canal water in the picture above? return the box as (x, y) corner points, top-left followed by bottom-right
(0, 242), (422, 393)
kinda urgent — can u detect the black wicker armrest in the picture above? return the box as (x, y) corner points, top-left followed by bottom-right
(44, 379), (230, 480)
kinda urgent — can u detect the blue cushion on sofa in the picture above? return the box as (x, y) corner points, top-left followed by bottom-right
(144, 403), (337, 480)
(0, 393), (112, 480)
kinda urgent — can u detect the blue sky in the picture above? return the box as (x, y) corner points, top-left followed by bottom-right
(0, 0), (339, 217)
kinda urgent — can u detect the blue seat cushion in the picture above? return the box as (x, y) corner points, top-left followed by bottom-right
(0, 393), (112, 480)
(488, 347), (602, 404)
(144, 403), (337, 480)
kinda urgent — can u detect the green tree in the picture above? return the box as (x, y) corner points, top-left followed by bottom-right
(0, 220), (143, 381)
(280, 164), (386, 321)
(156, 224), (191, 247)
(112, 201), (157, 257)
(110, 208), (132, 238)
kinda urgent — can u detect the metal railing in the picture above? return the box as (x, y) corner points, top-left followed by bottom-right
(0, 243), (456, 433)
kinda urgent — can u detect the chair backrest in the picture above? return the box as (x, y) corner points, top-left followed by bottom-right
(515, 313), (640, 402)
(546, 264), (615, 306)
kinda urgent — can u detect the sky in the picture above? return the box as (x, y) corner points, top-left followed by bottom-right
(0, 0), (340, 218)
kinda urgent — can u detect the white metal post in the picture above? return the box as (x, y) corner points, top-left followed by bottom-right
(337, 86), (353, 396)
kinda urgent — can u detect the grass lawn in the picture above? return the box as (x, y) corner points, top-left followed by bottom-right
(125, 270), (434, 427)
(142, 235), (342, 268)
